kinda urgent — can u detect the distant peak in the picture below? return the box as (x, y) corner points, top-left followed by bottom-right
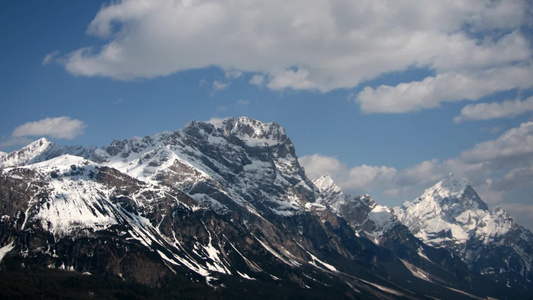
(31, 137), (51, 144)
(313, 174), (342, 194)
(0, 137), (56, 168)
(23, 137), (54, 151)
(415, 173), (489, 211)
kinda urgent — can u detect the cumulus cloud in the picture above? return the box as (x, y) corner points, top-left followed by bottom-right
(59, 0), (532, 101)
(12, 117), (86, 140)
(299, 154), (397, 193)
(454, 96), (533, 123)
(460, 122), (533, 166)
(299, 154), (346, 180)
(356, 66), (533, 113)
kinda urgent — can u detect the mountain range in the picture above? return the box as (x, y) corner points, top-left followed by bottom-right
(0, 117), (531, 299)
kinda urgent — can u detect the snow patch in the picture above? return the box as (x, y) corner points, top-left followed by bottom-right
(237, 271), (256, 280)
(307, 251), (338, 273)
(0, 242), (14, 262)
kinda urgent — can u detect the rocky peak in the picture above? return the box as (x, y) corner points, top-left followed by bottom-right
(414, 173), (489, 213)
(0, 138), (55, 168)
(312, 175), (396, 239)
(314, 174), (341, 194)
(210, 117), (291, 147)
(18, 137), (54, 156)
(313, 174), (346, 212)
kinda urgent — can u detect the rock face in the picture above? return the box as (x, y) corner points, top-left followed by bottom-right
(0, 117), (531, 299)
(314, 174), (397, 241)
(395, 173), (533, 290)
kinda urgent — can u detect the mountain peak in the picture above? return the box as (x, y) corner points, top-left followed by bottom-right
(206, 117), (289, 147)
(415, 173), (488, 212)
(26, 137), (54, 150)
(437, 172), (469, 196)
(313, 174), (341, 194)
(0, 137), (55, 168)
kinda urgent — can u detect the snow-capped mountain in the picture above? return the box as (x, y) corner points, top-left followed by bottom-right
(0, 117), (531, 299)
(312, 174), (490, 293)
(0, 137), (94, 169)
(395, 173), (533, 289)
(92, 117), (317, 217)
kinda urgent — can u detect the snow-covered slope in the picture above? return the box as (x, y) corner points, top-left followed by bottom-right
(0, 137), (94, 169)
(395, 173), (533, 286)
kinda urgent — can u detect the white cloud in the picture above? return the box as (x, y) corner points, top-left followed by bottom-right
(206, 117), (227, 126)
(299, 154), (397, 193)
(490, 165), (533, 192)
(213, 80), (229, 92)
(460, 121), (533, 166)
(59, 0), (532, 99)
(42, 50), (60, 65)
(236, 99), (250, 106)
(454, 96), (533, 123)
(249, 75), (264, 87)
(12, 117), (85, 140)
(267, 68), (317, 91)
(225, 70), (242, 79)
(356, 66), (533, 113)
(299, 154), (346, 180)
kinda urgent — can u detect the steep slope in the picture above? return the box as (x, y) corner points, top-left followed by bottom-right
(395, 173), (533, 290)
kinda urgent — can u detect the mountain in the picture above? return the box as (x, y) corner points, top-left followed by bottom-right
(312, 174), (494, 295)
(92, 117), (317, 217)
(313, 174), (397, 241)
(0, 117), (531, 299)
(0, 137), (95, 169)
(395, 173), (533, 291)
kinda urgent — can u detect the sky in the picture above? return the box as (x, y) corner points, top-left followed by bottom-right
(1, 0), (533, 230)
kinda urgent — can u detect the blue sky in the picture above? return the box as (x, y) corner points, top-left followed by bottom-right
(1, 0), (533, 229)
